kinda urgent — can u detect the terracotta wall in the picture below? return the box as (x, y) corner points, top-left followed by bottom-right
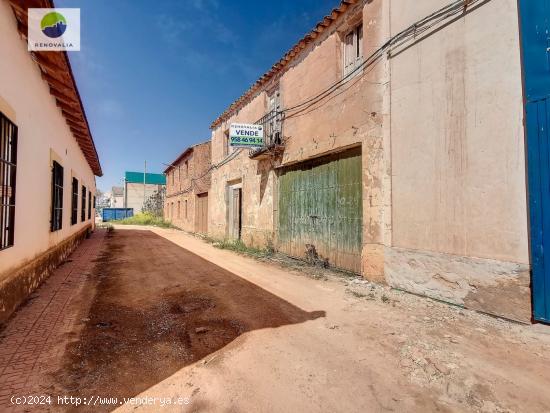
(165, 141), (211, 232)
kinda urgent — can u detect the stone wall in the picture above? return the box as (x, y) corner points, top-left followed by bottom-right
(0, 225), (91, 325)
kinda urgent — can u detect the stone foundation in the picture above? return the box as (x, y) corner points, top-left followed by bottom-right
(384, 246), (531, 323)
(0, 226), (91, 325)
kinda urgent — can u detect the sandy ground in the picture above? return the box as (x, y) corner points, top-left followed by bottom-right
(5, 225), (550, 412)
(84, 225), (550, 413)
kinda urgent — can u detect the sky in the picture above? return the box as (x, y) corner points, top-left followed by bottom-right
(55, 0), (337, 193)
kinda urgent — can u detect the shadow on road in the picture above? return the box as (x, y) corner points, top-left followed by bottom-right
(54, 229), (325, 409)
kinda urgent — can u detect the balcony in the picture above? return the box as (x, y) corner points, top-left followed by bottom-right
(249, 110), (285, 160)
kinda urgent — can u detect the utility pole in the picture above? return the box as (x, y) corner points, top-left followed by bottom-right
(123, 178), (127, 208)
(143, 160), (147, 211)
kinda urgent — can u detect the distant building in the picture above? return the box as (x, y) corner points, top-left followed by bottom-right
(111, 186), (124, 208)
(95, 191), (111, 213)
(0, 1), (101, 323)
(164, 141), (211, 233)
(124, 172), (166, 213)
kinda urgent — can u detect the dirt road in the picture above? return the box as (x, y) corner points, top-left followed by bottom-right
(2, 226), (550, 412)
(53, 229), (323, 408)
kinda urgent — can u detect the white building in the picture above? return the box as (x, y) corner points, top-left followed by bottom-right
(0, 0), (102, 324)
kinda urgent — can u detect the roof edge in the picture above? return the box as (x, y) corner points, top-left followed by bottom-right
(164, 140), (211, 174)
(209, 0), (358, 130)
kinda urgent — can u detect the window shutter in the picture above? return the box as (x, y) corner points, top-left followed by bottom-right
(344, 31), (355, 75)
(357, 24), (364, 61)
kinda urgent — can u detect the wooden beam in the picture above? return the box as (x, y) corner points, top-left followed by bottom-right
(70, 126), (88, 139)
(61, 108), (85, 123)
(35, 53), (67, 74)
(41, 71), (73, 95)
(8, 1), (27, 14)
(50, 87), (79, 107)
(66, 121), (87, 134)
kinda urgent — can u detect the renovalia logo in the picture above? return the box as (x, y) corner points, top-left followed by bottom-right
(28, 8), (80, 51)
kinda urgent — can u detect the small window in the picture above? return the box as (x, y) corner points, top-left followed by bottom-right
(185, 160), (189, 177)
(185, 199), (188, 219)
(343, 23), (363, 77)
(88, 190), (92, 220)
(223, 129), (230, 157)
(81, 185), (86, 222)
(71, 177), (78, 225)
(0, 112), (17, 249)
(51, 161), (64, 232)
(177, 200), (180, 219)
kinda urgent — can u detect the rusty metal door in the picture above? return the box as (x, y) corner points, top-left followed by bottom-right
(195, 193), (208, 234)
(278, 147), (362, 273)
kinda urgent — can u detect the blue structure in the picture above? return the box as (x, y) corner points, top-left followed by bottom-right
(519, 1), (550, 322)
(102, 208), (133, 222)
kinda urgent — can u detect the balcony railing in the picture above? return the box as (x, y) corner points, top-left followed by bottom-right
(249, 109), (285, 159)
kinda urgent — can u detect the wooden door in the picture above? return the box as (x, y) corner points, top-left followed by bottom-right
(195, 193), (208, 234)
(278, 147), (362, 273)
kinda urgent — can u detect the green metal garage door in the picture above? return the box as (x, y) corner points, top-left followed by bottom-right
(278, 147), (362, 273)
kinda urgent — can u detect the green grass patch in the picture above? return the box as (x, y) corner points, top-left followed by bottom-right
(113, 212), (174, 228)
(206, 238), (273, 258)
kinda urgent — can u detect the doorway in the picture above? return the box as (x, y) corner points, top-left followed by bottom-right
(227, 182), (242, 240)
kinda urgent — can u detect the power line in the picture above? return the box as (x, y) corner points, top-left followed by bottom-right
(166, 0), (490, 195)
(282, 0), (490, 118)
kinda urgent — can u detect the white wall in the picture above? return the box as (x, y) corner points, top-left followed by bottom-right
(0, 0), (97, 276)
(111, 196), (124, 208)
(389, 0), (528, 264)
(125, 183), (164, 213)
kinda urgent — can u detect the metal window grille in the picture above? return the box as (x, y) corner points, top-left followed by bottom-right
(81, 185), (86, 222)
(87, 190), (91, 220)
(0, 112), (17, 250)
(71, 177), (78, 225)
(50, 161), (64, 232)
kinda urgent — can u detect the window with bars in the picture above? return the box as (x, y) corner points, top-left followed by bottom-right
(88, 190), (91, 220)
(50, 161), (63, 232)
(0, 112), (17, 250)
(71, 177), (78, 225)
(343, 23), (363, 77)
(81, 185), (86, 222)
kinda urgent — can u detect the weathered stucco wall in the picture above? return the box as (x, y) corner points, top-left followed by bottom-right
(210, 0), (390, 259)
(280, 0), (391, 280)
(208, 0), (531, 321)
(0, 0), (97, 279)
(210, 89), (277, 246)
(388, 0), (530, 321)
